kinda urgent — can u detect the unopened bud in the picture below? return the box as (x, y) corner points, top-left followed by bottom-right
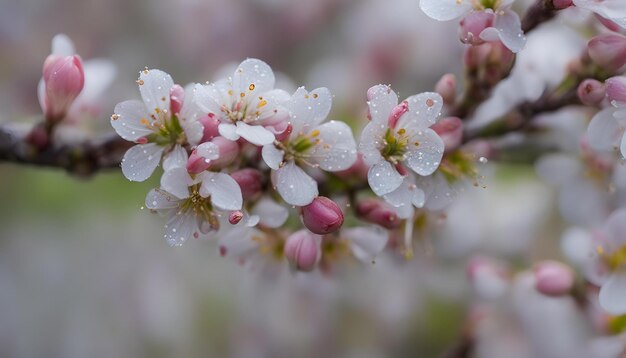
(552, 0), (572, 10)
(356, 198), (400, 230)
(301, 196), (344, 235)
(284, 230), (321, 272)
(577, 79), (606, 106)
(169, 84), (185, 115)
(435, 74), (457, 105)
(208, 136), (239, 168)
(431, 117), (463, 152)
(198, 114), (220, 142)
(228, 210), (244, 225)
(42, 54), (85, 122)
(187, 141), (219, 174)
(533, 260), (574, 297)
(605, 76), (626, 104)
(459, 11), (494, 46)
(231, 168), (264, 200)
(588, 34), (626, 71)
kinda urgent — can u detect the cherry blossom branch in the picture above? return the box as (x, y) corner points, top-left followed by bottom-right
(0, 124), (132, 176)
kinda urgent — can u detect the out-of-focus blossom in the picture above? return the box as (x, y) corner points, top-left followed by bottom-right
(419, 0), (526, 53)
(588, 34), (626, 71)
(587, 76), (626, 158)
(194, 58), (290, 146)
(562, 209), (626, 314)
(573, 0), (626, 29)
(111, 69), (202, 181)
(577, 79), (606, 106)
(262, 86), (357, 206)
(284, 230), (322, 271)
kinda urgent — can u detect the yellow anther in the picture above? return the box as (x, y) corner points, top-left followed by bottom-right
(397, 128), (406, 135)
(257, 99), (267, 108)
(111, 114), (119, 121)
(310, 129), (320, 137)
(240, 92), (245, 98)
(249, 83), (255, 91)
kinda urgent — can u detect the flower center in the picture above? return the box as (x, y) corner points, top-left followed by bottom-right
(278, 129), (326, 167)
(179, 185), (218, 230)
(142, 112), (186, 145)
(598, 244), (626, 271)
(473, 0), (498, 10)
(221, 85), (273, 124)
(381, 127), (412, 164)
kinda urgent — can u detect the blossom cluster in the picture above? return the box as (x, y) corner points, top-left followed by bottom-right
(25, 0), (626, 343)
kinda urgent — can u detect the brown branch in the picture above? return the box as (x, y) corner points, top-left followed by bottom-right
(0, 125), (133, 177)
(522, 0), (559, 33)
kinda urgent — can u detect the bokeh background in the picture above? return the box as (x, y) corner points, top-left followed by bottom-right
(0, 0), (581, 357)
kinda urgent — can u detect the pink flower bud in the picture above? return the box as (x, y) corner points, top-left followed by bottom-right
(552, 0), (572, 9)
(301, 196), (344, 235)
(435, 74), (457, 105)
(208, 136), (239, 169)
(169, 84), (185, 115)
(356, 198), (401, 230)
(459, 11), (494, 46)
(588, 34), (626, 71)
(388, 100), (409, 128)
(577, 79), (606, 106)
(533, 260), (574, 297)
(605, 76), (626, 104)
(230, 168), (264, 200)
(198, 114), (220, 142)
(187, 149), (211, 174)
(228, 211), (243, 225)
(431, 117), (463, 152)
(284, 230), (321, 272)
(42, 54), (85, 122)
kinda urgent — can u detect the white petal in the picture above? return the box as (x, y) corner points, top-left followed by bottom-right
(384, 178), (426, 210)
(367, 84), (398, 124)
(196, 141), (220, 161)
(164, 212), (197, 247)
(622, 131), (626, 158)
(419, 0), (472, 21)
(345, 227), (389, 263)
(217, 226), (257, 258)
(232, 58), (275, 96)
(561, 227), (593, 267)
(38, 78), (46, 113)
(121, 143), (164, 182)
(368, 161), (404, 196)
(111, 100), (153, 141)
(492, 10), (526, 53)
(218, 123), (240, 141)
(262, 144), (285, 170)
(599, 272), (626, 315)
(182, 119), (203, 146)
(145, 188), (180, 210)
(161, 167), (192, 199)
(235, 122), (275, 146)
(287, 87), (332, 135)
(535, 154), (581, 186)
(308, 121), (357, 171)
(193, 83), (223, 115)
(252, 197), (289, 228)
(418, 173), (456, 211)
(573, 0), (626, 28)
(162, 145), (188, 172)
(139, 69), (174, 116)
(52, 33), (75, 56)
(404, 128), (444, 176)
(401, 92), (443, 130)
(275, 161), (318, 206)
(359, 121), (386, 166)
(607, 209), (626, 246)
(200, 173), (243, 210)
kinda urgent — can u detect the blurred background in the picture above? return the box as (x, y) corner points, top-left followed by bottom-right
(0, 0), (581, 357)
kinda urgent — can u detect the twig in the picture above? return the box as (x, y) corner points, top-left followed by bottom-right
(0, 125), (132, 177)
